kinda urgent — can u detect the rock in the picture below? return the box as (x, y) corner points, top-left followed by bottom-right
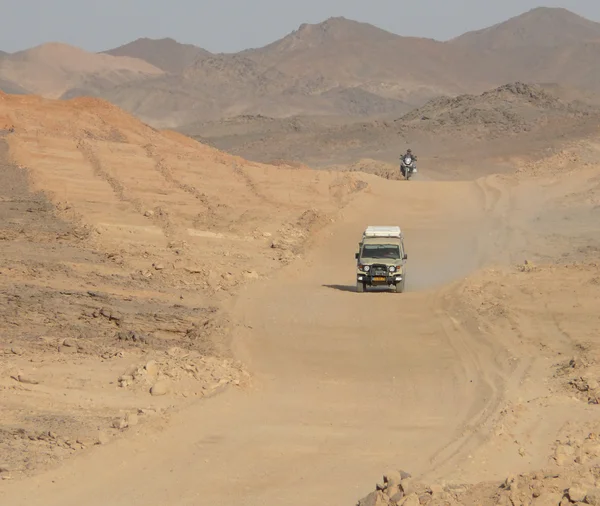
(145, 360), (159, 376)
(112, 418), (128, 430)
(533, 493), (564, 506)
(59, 345), (78, 354)
(386, 485), (400, 498)
(125, 413), (138, 427)
(389, 491), (404, 503)
(358, 491), (389, 506)
(0, 464), (11, 473)
(144, 210), (154, 217)
(10, 346), (24, 356)
(62, 338), (78, 347)
(399, 470), (412, 480)
(586, 489), (600, 506)
(400, 479), (414, 496)
(399, 493), (420, 506)
(15, 373), (40, 385)
(97, 431), (110, 445)
(384, 471), (402, 488)
(153, 263), (164, 270)
(76, 341), (94, 353)
(568, 486), (587, 503)
(150, 381), (169, 396)
(109, 311), (123, 323)
(428, 484), (444, 495)
(243, 270), (259, 279)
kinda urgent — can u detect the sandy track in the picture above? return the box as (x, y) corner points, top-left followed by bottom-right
(0, 175), (514, 505)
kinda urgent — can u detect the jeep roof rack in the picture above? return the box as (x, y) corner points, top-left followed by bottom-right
(363, 226), (402, 238)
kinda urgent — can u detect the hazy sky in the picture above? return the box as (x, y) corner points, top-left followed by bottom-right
(1, 0), (599, 53)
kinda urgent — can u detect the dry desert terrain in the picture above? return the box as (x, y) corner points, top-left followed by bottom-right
(1, 6), (600, 506)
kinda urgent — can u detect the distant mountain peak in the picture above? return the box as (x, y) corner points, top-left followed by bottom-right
(103, 37), (210, 73)
(450, 6), (600, 49)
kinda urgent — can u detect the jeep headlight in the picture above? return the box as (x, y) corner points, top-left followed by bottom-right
(364, 265), (370, 272)
(389, 266), (396, 273)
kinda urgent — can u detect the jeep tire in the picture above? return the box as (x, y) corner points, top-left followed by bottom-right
(394, 279), (405, 293)
(356, 281), (365, 293)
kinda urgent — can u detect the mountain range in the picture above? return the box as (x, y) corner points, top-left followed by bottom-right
(1, 7), (600, 127)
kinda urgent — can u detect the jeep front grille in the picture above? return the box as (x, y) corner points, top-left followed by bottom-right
(371, 264), (388, 276)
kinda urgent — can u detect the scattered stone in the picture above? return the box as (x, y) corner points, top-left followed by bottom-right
(125, 413), (138, 427)
(243, 270), (259, 279)
(418, 493), (431, 505)
(358, 491), (388, 506)
(138, 408), (158, 416)
(118, 374), (134, 387)
(62, 338), (78, 347)
(13, 373), (40, 385)
(97, 431), (110, 445)
(570, 357), (587, 370)
(428, 484), (444, 495)
(533, 492), (564, 505)
(386, 485), (400, 498)
(568, 485), (587, 503)
(144, 210), (154, 217)
(399, 478), (414, 496)
(145, 360), (159, 376)
(117, 330), (149, 345)
(153, 263), (164, 270)
(112, 418), (128, 430)
(150, 381), (169, 396)
(10, 346), (24, 356)
(384, 471), (402, 487)
(390, 490), (404, 503)
(399, 493), (420, 506)
(59, 345), (78, 354)
(586, 489), (600, 506)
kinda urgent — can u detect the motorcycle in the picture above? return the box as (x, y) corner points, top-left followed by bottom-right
(400, 154), (417, 180)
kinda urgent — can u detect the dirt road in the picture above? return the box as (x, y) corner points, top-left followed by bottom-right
(1, 174), (517, 505)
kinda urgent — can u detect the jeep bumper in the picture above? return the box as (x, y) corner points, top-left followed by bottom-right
(357, 273), (403, 285)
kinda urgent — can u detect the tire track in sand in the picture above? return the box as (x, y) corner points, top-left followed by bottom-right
(76, 138), (177, 238)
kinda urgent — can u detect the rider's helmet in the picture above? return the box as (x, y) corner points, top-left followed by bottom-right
(406, 149), (412, 154)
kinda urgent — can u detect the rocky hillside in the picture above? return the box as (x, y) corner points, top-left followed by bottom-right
(398, 82), (597, 135)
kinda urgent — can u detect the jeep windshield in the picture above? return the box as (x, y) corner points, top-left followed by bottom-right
(361, 244), (400, 260)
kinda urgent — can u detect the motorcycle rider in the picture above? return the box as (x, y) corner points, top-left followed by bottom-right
(400, 148), (417, 176)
